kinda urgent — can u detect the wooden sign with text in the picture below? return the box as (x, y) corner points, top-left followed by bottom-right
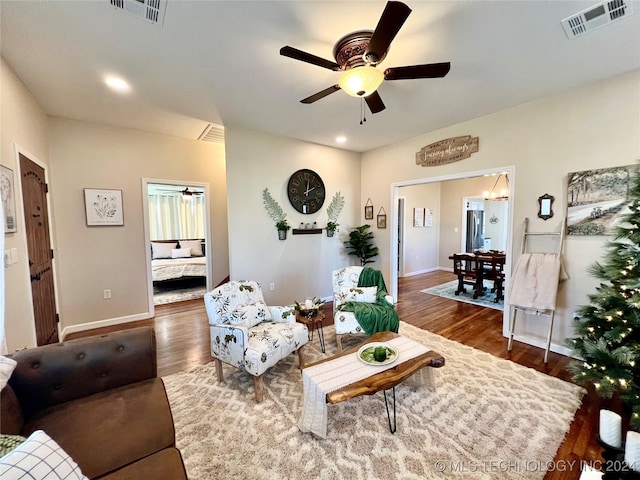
(416, 136), (479, 167)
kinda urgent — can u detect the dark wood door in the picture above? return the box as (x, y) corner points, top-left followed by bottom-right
(20, 153), (58, 345)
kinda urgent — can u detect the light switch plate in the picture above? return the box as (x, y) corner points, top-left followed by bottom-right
(10, 248), (18, 264)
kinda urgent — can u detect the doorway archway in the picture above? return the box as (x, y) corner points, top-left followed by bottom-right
(141, 178), (212, 315)
(390, 166), (515, 334)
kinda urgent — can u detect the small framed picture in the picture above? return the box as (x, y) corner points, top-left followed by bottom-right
(377, 207), (387, 229)
(365, 206), (374, 220)
(364, 198), (374, 220)
(1, 165), (17, 233)
(84, 189), (124, 226)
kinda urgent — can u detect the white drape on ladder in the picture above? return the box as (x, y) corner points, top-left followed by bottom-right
(148, 194), (205, 240)
(507, 217), (566, 363)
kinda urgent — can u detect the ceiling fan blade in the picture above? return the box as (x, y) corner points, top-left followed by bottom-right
(364, 1), (412, 64)
(300, 85), (341, 104)
(280, 46), (341, 71)
(384, 62), (451, 80)
(365, 91), (386, 114)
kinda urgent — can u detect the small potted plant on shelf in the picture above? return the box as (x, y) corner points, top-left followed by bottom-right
(262, 188), (290, 240)
(325, 192), (345, 237)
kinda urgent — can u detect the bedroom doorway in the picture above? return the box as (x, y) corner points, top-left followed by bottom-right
(142, 180), (211, 312)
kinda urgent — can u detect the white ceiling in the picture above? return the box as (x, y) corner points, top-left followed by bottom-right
(2, 0), (639, 153)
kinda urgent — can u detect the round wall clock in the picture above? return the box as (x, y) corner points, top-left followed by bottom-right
(287, 169), (325, 214)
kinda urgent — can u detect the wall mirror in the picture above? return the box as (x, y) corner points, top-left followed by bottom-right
(537, 193), (554, 220)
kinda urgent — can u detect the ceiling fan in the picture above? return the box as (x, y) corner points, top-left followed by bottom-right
(280, 1), (450, 114)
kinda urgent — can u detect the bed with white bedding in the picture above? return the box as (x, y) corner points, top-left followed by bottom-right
(150, 239), (206, 283)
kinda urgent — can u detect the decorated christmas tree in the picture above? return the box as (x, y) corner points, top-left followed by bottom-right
(569, 166), (640, 430)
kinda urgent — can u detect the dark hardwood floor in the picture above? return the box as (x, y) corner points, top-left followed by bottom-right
(67, 270), (605, 480)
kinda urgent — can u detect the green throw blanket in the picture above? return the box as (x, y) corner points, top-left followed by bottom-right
(341, 267), (399, 335)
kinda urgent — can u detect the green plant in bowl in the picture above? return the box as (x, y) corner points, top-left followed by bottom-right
(373, 346), (388, 362)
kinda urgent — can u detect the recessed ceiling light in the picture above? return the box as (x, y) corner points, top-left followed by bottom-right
(336, 136), (347, 144)
(104, 76), (131, 93)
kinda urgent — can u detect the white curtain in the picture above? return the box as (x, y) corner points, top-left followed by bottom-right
(0, 196), (6, 354)
(148, 194), (205, 240)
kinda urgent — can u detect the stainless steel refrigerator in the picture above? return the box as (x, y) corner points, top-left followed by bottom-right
(466, 210), (484, 252)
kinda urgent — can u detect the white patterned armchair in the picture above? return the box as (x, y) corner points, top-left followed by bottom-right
(332, 266), (395, 352)
(204, 280), (308, 403)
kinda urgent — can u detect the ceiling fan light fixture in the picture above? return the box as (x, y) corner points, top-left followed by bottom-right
(338, 66), (384, 98)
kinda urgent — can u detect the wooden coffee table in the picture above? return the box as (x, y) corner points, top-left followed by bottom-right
(300, 331), (445, 435)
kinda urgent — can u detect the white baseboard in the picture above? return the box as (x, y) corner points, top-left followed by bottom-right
(60, 311), (152, 339)
(508, 333), (574, 357)
(402, 267), (440, 277)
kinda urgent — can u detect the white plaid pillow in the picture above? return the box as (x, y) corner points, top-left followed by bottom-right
(0, 430), (88, 480)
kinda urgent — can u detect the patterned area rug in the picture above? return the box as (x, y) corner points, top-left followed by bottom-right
(163, 322), (584, 480)
(153, 284), (206, 305)
(421, 279), (504, 311)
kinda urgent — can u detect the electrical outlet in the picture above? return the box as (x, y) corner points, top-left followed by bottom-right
(103, 289), (112, 299)
(269, 282), (275, 291)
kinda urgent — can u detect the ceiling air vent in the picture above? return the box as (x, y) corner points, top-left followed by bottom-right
(561, 0), (633, 38)
(110, 0), (167, 26)
(198, 124), (225, 144)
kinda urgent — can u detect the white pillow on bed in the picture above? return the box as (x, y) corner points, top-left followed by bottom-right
(179, 239), (203, 257)
(171, 248), (191, 259)
(151, 242), (177, 259)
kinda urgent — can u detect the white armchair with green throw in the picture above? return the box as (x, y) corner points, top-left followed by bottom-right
(204, 280), (309, 403)
(332, 266), (399, 352)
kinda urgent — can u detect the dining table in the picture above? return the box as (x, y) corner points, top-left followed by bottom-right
(449, 250), (506, 302)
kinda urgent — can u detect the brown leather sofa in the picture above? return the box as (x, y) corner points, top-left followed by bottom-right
(0, 327), (188, 479)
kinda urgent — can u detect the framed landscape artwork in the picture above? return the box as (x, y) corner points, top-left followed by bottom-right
(567, 164), (635, 236)
(84, 188), (124, 226)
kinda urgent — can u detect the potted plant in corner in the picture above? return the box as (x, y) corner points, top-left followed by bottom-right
(344, 224), (379, 265)
(325, 192), (344, 237)
(262, 188), (290, 240)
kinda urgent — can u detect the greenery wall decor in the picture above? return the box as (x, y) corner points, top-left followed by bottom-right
(344, 224), (378, 266)
(262, 188), (289, 238)
(326, 192), (345, 236)
(568, 165), (640, 429)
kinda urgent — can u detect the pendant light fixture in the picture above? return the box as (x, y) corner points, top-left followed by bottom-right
(484, 173), (509, 201)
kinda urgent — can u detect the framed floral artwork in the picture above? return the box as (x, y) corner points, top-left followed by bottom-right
(84, 188), (124, 226)
(1, 165), (17, 233)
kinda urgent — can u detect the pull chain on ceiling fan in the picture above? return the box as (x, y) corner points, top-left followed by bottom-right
(279, 1), (451, 116)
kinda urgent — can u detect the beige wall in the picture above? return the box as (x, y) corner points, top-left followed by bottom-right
(48, 118), (228, 336)
(1, 57), (51, 351)
(398, 183), (441, 276)
(225, 127), (361, 305)
(362, 70), (640, 353)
